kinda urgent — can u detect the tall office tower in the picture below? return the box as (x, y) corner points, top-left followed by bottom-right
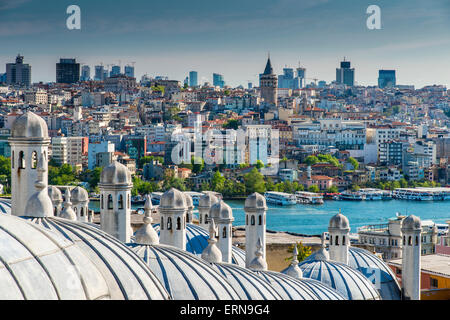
(189, 71), (198, 87)
(296, 66), (306, 89)
(278, 68), (294, 89)
(248, 82), (253, 89)
(213, 73), (225, 88)
(80, 65), (90, 81)
(110, 65), (121, 77)
(94, 65), (104, 81)
(6, 54), (31, 87)
(259, 56), (278, 106)
(378, 70), (396, 89)
(56, 58), (80, 84)
(336, 58), (355, 86)
(103, 70), (108, 81)
(124, 65), (135, 78)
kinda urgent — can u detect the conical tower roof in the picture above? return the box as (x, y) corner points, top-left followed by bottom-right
(263, 56), (273, 75)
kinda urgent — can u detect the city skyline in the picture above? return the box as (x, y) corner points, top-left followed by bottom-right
(0, 0), (449, 87)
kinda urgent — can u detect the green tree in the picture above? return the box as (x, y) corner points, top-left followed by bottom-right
(285, 242), (312, 263)
(255, 160), (264, 169)
(191, 156), (205, 174)
(223, 119), (239, 130)
(308, 184), (320, 193)
(304, 155), (319, 166)
(327, 185), (339, 193)
(88, 167), (103, 190)
(244, 168), (266, 194)
(347, 157), (359, 170)
(211, 171), (226, 193)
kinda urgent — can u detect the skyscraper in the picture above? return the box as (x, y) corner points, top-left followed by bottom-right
(56, 58), (80, 84)
(296, 66), (306, 89)
(110, 65), (121, 77)
(378, 70), (396, 89)
(124, 65), (135, 78)
(94, 65), (104, 81)
(336, 58), (355, 86)
(189, 71), (198, 87)
(80, 65), (90, 81)
(6, 54), (31, 87)
(213, 73), (225, 88)
(259, 56), (278, 106)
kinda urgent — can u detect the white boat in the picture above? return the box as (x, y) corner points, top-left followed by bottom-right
(339, 191), (365, 201)
(392, 188), (443, 201)
(295, 191), (324, 204)
(264, 192), (297, 206)
(358, 188), (386, 201)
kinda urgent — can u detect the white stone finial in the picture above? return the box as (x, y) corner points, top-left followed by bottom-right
(60, 188), (76, 220)
(134, 194), (159, 245)
(248, 238), (268, 271)
(283, 243), (303, 279)
(315, 233), (330, 261)
(201, 218), (222, 263)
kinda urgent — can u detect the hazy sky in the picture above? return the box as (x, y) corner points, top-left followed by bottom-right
(1, 0), (449, 88)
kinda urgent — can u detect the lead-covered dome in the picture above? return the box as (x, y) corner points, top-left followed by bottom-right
(48, 186), (63, 203)
(329, 212), (350, 230)
(128, 243), (240, 300)
(99, 161), (132, 186)
(253, 270), (345, 300)
(71, 186), (89, 203)
(0, 214), (110, 300)
(153, 223), (246, 267)
(298, 259), (381, 300)
(198, 191), (218, 209)
(183, 193), (194, 209)
(10, 111), (48, 139)
(244, 192), (267, 210)
(159, 188), (187, 210)
(210, 200), (234, 221)
(402, 215), (421, 231)
(0, 198), (11, 214)
(24, 216), (170, 300)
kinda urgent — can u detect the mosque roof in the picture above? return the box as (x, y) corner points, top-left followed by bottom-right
(153, 223), (246, 267)
(10, 111), (49, 140)
(71, 186), (89, 203)
(24, 216), (170, 300)
(0, 198), (11, 214)
(128, 243), (241, 300)
(298, 258), (381, 300)
(99, 161), (132, 186)
(0, 214), (110, 300)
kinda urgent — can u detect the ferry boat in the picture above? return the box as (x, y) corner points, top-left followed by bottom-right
(150, 192), (163, 205)
(392, 188), (437, 201)
(264, 192), (297, 206)
(295, 191), (324, 205)
(131, 195), (146, 204)
(358, 188), (390, 201)
(338, 191), (365, 201)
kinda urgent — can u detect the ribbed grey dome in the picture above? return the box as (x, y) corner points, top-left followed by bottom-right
(0, 214), (110, 300)
(183, 193), (194, 209)
(48, 186), (63, 203)
(99, 161), (132, 186)
(153, 223), (246, 267)
(128, 243), (241, 300)
(298, 259), (381, 300)
(402, 215), (421, 231)
(254, 270), (345, 300)
(329, 213), (350, 230)
(71, 187), (89, 203)
(198, 192), (218, 209)
(24, 189), (53, 218)
(210, 200), (234, 220)
(0, 198), (11, 214)
(212, 263), (282, 300)
(10, 111), (48, 139)
(159, 188), (186, 210)
(244, 192), (267, 210)
(24, 216), (170, 300)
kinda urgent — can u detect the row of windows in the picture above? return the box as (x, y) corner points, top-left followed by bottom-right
(403, 235), (420, 246)
(330, 235), (347, 246)
(245, 215), (265, 226)
(12, 150), (46, 170)
(101, 194), (130, 210)
(161, 216), (186, 231)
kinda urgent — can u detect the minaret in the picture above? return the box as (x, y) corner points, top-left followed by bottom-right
(184, 193), (194, 224)
(159, 188), (187, 250)
(134, 194), (159, 245)
(98, 161), (133, 243)
(401, 215), (421, 300)
(259, 55), (278, 107)
(248, 238), (268, 271)
(9, 111), (50, 217)
(198, 191), (218, 229)
(245, 192), (267, 268)
(283, 244), (303, 279)
(210, 200), (234, 263)
(71, 186), (89, 222)
(201, 219), (222, 263)
(48, 186), (63, 216)
(328, 210), (350, 264)
(59, 188), (77, 221)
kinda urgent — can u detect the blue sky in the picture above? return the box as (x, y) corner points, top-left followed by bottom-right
(0, 0), (449, 88)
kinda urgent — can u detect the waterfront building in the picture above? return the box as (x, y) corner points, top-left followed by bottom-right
(56, 58), (80, 84)
(6, 54), (31, 87)
(336, 58), (354, 86)
(378, 70), (396, 89)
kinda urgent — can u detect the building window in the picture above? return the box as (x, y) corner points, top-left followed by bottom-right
(222, 227), (227, 238)
(18, 151), (25, 169)
(396, 268), (402, 275)
(342, 236), (346, 245)
(335, 236), (339, 246)
(246, 215), (248, 225)
(205, 214), (209, 224)
(251, 215), (255, 226)
(108, 194), (113, 210)
(415, 236), (419, 246)
(11, 151), (14, 169)
(408, 236), (412, 246)
(80, 207), (84, 217)
(167, 217), (172, 230)
(176, 217), (181, 230)
(258, 215), (262, 225)
(118, 195), (124, 210)
(199, 215), (202, 224)
(101, 195), (104, 209)
(31, 151), (37, 169)
(161, 217), (164, 230)
(430, 278), (438, 289)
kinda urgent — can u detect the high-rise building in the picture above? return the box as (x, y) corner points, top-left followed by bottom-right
(378, 70), (396, 89)
(296, 66), (306, 89)
(213, 73), (225, 88)
(189, 71), (198, 87)
(56, 58), (80, 84)
(94, 65), (105, 81)
(259, 56), (278, 106)
(80, 65), (90, 81)
(124, 65), (134, 78)
(110, 65), (121, 77)
(6, 54), (31, 87)
(336, 58), (355, 86)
